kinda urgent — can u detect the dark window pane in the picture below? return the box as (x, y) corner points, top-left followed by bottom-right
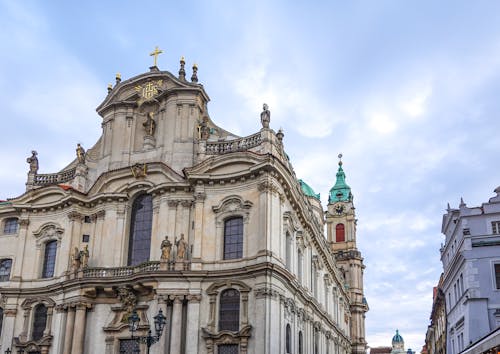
(299, 331), (303, 354)
(0, 259), (12, 281)
(219, 289), (240, 331)
(495, 264), (500, 289)
(128, 195), (153, 266)
(119, 339), (140, 353)
(3, 218), (18, 234)
(82, 234), (90, 243)
(218, 344), (239, 354)
(42, 241), (57, 278)
(32, 304), (47, 341)
(0, 308), (3, 337)
(223, 217), (243, 260)
(286, 324), (291, 353)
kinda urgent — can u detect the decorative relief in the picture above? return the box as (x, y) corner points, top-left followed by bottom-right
(32, 223), (64, 247)
(131, 163), (147, 178)
(254, 287), (280, 299)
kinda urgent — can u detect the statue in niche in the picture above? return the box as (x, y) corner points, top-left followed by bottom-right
(143, 112), (156, 136)
(175, 233), (188, 260)
(117, 287), (137, 317)
(160, 235), (172, 261)
(26, 150), (39, 173)
(76, 143), (86, 164)
(71, 247), (81, 271)
(80, 245), (89, 268)
(200, 116), (210, 140)
(260, 103), (270, 128)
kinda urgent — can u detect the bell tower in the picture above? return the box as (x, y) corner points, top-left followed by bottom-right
(326, 154), (368, 354)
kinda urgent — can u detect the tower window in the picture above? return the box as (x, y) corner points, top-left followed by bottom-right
(336, 223), (345, 242)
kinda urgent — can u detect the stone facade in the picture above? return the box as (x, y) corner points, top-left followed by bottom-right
(0, 59), (366, 354)
(440, 189), (500, 354)
(425, 275), (446, 354)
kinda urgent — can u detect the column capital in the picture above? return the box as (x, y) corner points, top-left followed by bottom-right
(186, 294), (202, 303)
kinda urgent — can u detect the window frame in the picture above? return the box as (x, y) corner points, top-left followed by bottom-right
(494, 262), (500, 290)
(223, 217), (244, 260)
(127, 194), (154, 266)
(41, 240), (57, 278)
(0, 258), (13, 282)
(3, 217), (19, 234)
(218, 288), (241, 332)
(492, 220), (500, 234)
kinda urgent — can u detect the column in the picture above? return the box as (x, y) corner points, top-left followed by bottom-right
(0, 309), (17, 350)
(71, 303), (88, 354)
(169, 296), (183, 354)
(185, 295), (201, 354)
(63, 307), (75, 354)
(191, 190), (206, 263)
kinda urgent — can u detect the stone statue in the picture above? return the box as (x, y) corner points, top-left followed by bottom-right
(160, 236), (172, 261)
(200, 116), (210, 140)
(71, 247), (81, 271)
(260, 103), (270, 128)
(80, 245), (89, 268)
(76, 144), (86, 164)
(117, 287), (137, 315)
(26, 150), (38, 173)
(143, 112), (156, 136)
(175, 233), (188, 260)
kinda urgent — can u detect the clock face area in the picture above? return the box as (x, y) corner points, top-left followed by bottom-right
(335, 204), (345, 215)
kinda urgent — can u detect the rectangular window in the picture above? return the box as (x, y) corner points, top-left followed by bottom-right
(119, 339), (140, 354)
(82, 234), (90, 243)
(223, 217), (243, 260)
(42, 241), (57, 278)
(492, 221), (500, 234)
(495, 264), (500, 290)
(0, 259), (12, 281)
(218, 344), (239, 354)
(3, 218), (18, 234)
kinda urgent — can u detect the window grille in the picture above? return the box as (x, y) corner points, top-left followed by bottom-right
(219, 289), (240, 331)
(42, 240), (57, 278)
(218, 344), (239, 354)
(128, 195), (153, 266)
(3, 218), (18, 234)
(223, 217), (243, 260)
(32, 304), (47, 341)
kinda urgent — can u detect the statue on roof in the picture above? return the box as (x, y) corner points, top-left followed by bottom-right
(200, 116), (210, 140)
(175, 233), (188, 260)
(26, 150), (38, 174)
(143, 112), (156, 136)
(261, 103), (270, 128)
(76, 144), (86, 164)
(160, 235), (172, 261)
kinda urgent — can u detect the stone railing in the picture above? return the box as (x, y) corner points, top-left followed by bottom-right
(33, 167), (76, 186)
(205, 132), (262, 154)
(82, 261), (161, 278)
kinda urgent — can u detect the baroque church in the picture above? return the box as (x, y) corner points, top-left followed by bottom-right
(0, 50), (367, 354)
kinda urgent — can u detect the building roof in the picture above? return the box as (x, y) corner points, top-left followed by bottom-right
(299, 179), (320, 200)
(393, 329), (404, 343)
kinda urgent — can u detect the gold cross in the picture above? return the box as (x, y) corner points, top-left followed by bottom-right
(150, 46), (163, 67)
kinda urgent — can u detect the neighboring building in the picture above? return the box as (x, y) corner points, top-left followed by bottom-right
(425, 275), (446, 354)
(440, 188), (500, 354)
(0, 54), (367, 354)
(370, 347), (391, 354)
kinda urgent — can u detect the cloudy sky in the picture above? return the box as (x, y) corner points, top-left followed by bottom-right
(2, 0), (500, 351)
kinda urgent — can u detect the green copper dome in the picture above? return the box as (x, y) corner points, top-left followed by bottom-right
(299, 179), (320, 200)
(328, 157), (352, 203)
(392, 329), (404, 343)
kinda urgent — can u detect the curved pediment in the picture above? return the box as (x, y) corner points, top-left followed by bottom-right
(88, 162), (187, 195)
(96, 69), (209, 115)
(11, 185), (77, 206)
(185, 152), (272, 182)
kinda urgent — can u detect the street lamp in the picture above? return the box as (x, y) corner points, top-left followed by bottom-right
(4, 348), (11, 354)
(128, 308), (167, 354)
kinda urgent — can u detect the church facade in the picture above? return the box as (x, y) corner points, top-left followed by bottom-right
(0, 53), (367, 354)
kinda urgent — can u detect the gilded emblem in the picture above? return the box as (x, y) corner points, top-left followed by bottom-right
(131, 163), (147, 178)
(135, 80), (163, 106)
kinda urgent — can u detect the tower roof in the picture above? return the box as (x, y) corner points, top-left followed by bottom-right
(392, 329), (404, 343)
(299, 179), (320, 200)
(329, 154), (352, 203)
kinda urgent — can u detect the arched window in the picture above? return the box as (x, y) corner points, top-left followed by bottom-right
(3, 218), (18, 234)
(128, 194), (153, 266)
(0, 259), (12, 281)
(336, 223), (345, 242)
(219, 289), (240, 331)
(223, 217), (243, 260)
(298, 331), (303, 354)
(285, 232), (292, 270)
(32, 304), (47, 341)
(286, 324), (292, 353)
(42, 240), (57, 278)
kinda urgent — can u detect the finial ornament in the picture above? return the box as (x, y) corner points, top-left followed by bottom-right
(338, 153), (343, 166)
(107, 83), (112, 93)
(115, 72), (121, 84)
(179, 56), (186, 81)
(191, 63), (198, 83)
(150, 46), (163, 67)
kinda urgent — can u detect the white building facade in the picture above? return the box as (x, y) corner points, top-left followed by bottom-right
(0, 57), (367, 354)
(441, 189), (500, 354)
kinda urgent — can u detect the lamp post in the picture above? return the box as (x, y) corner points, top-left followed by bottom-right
(128, 308), (167, 354)
(4, 348), (11, 354)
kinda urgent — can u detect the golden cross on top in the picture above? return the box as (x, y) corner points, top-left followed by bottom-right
(149, 46), (163, 67)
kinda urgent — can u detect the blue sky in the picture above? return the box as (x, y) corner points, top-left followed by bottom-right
(2, 0), (500, 351)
